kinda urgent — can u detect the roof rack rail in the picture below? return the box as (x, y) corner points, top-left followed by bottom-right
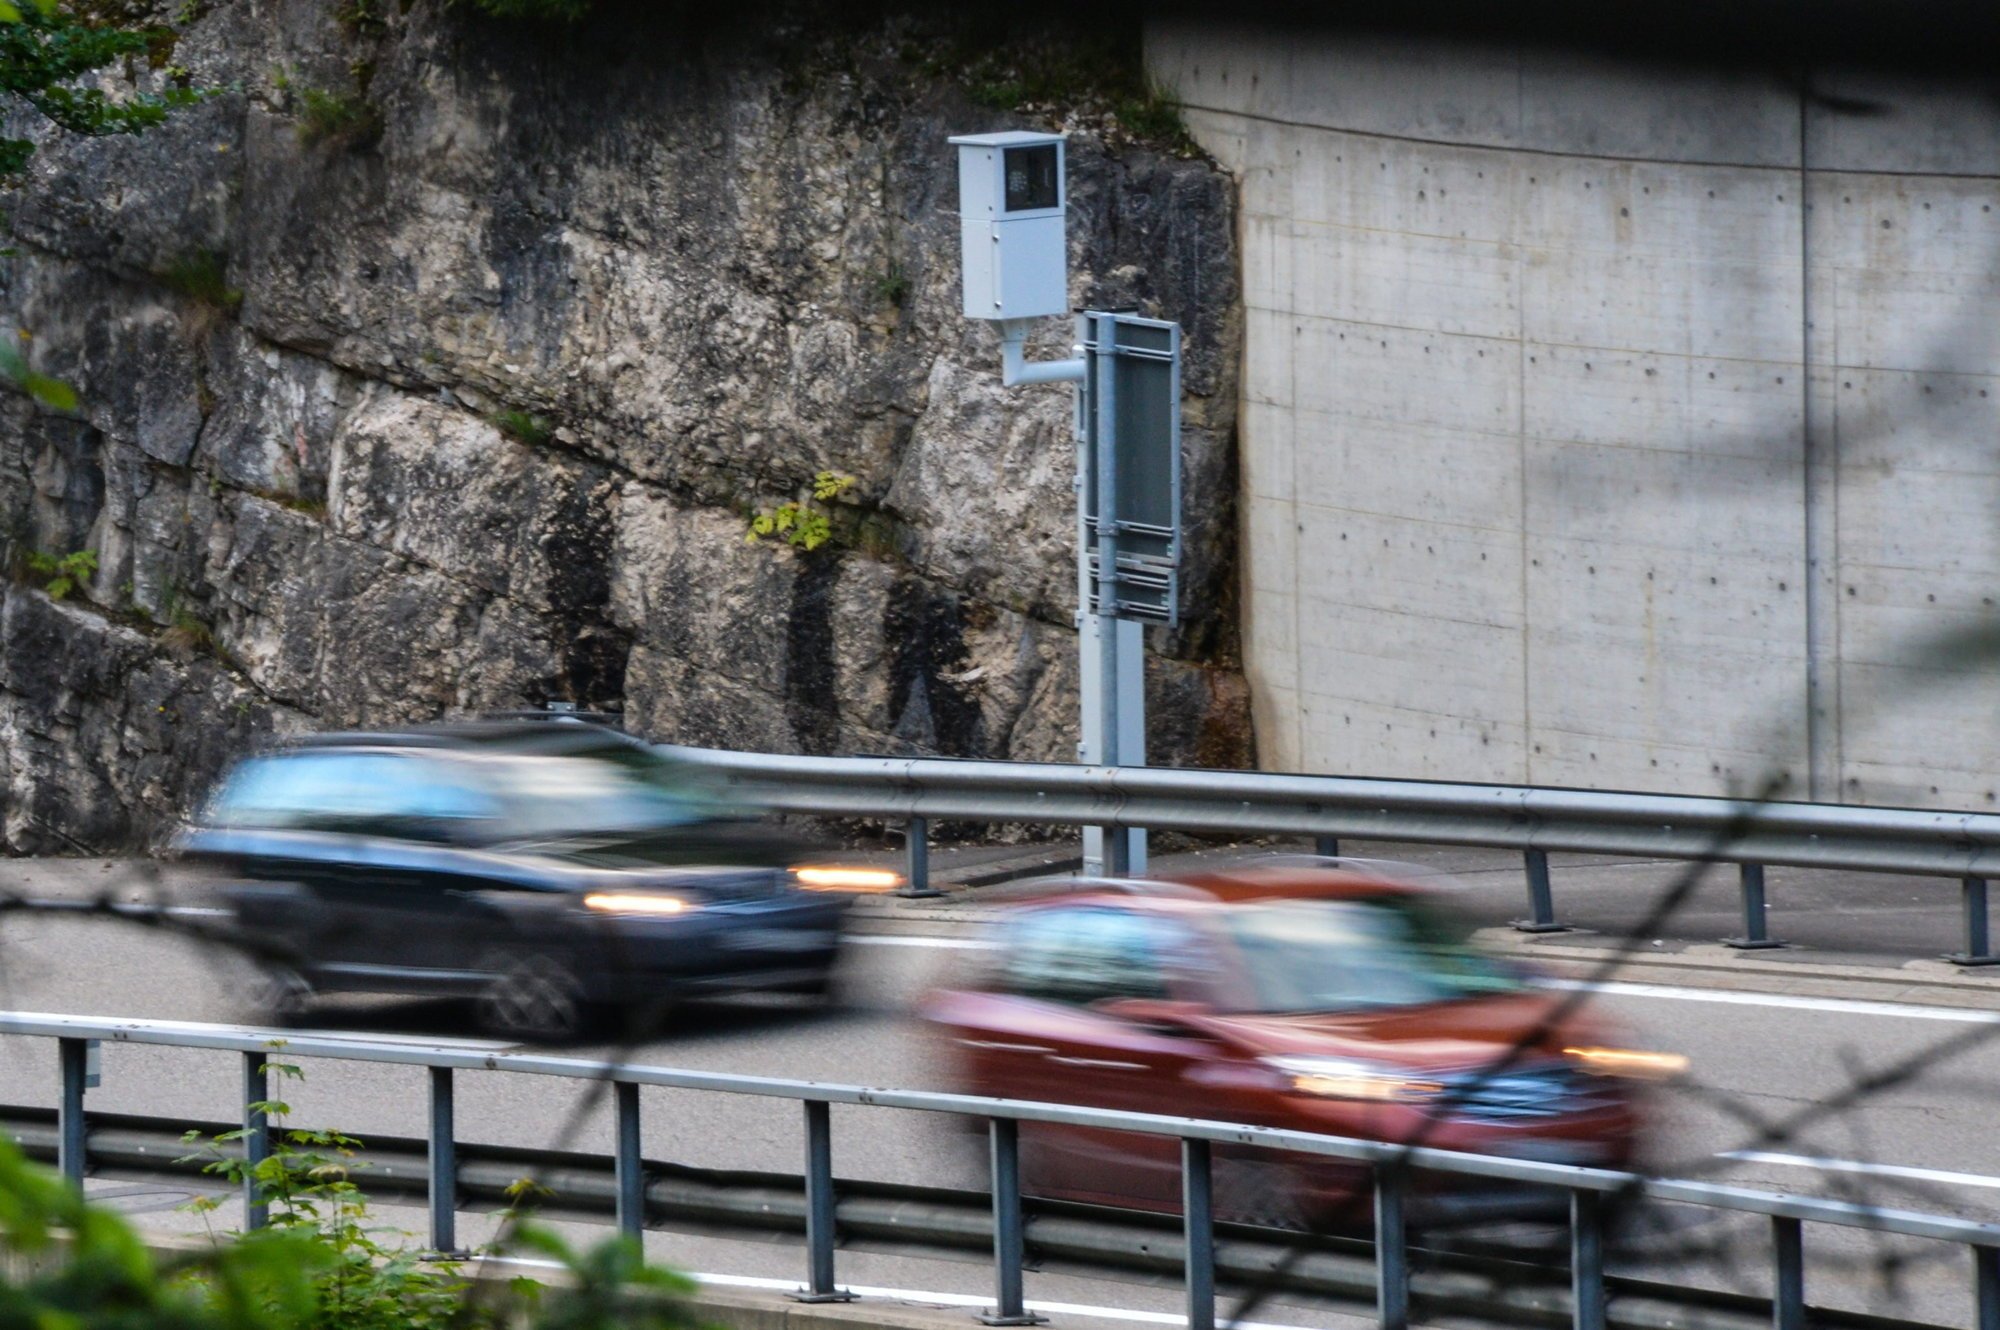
(480, 704), (624, 728)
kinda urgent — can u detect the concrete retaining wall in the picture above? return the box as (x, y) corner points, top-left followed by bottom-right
(1148, 23), (2000, 807)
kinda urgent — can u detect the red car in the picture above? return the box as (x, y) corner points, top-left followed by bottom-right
(923, 859), (1679, 1228)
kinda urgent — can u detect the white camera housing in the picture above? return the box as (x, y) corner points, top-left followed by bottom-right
(950, 131), (1068, 321)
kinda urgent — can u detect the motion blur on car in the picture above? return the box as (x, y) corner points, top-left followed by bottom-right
(923, 857), (1683, 1228)
(176, 714), (895, 1041)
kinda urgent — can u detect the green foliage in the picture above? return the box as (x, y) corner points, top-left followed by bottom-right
(870, 263), (911, 309)
(1112, 78), (1195, 151)
(914, 20), (1194, 151)
(746, 471), (855, 554)
(461, 0), (594, 20)
(0, 337), (77, 410)
(0, 1125), (336, 1330)
(492, 408), (554, 447)
(0, 0), (215, 180)
(160, 249), (242, 312)
(22, 546), (95, 599)
(334, 0), (388, 37)
(294, 81), (381, 148)
(181, 1075), (468, 1329)
(136, 1056), (706, 1330)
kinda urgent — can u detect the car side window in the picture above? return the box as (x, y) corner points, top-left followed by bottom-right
(999, 907), (1191, 1006)
(209, 751), (497, 839)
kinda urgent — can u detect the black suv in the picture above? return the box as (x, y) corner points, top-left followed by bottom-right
(177, 719), (852, 1040)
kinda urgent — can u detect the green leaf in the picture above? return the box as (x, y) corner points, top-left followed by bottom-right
(0, 4), (23, 23)
(23, 373), (77, 411)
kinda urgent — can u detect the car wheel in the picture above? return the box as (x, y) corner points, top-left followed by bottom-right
(476, 951), (589, 1042)
(248, 966), (314, 1027)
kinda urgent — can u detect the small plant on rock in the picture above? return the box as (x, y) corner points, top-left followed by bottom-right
(746, 471), (856, 553)
(160, 250), (243, 312)
(492, 408), (554, 447)
(22, 547), (95, 599)
(295, 83), (382, 149)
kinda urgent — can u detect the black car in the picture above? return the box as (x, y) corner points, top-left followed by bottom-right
(176, 719), (855, 1040)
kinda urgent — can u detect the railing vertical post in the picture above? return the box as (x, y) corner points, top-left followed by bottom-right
(792, 1099), (853, 1301)
(1977, 1246), (2000, 1330)
(242, 1051), (270, 1230)
(1772, 1216), (1804, 1330)
(1950, 877), (1999, 965)
(1375, 1161), (1409, 1330)
(979, 1118), (1043, 1325)
(615, 1080), (644, 1239)
(427, 1066), (457, 1253)
(1571, 1190), (1605, 1330)
(1515, 848), (1567, 933)
(1727, 863), (1784, 949)
(56, 1037), (87, 1187)
(1182, 1139), (1214, 1330)
(898, 816), (942, 898)
(1314, 834), (1341, 859)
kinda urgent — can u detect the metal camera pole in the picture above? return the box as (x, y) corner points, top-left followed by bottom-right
(951, 132), (1182, 878)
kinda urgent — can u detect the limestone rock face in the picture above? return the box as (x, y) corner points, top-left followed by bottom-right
(0, 1), (1247, 852)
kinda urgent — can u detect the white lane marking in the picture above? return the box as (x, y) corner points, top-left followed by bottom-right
(1721, 1150), (2000, 1191)
(1538, 977), (2000, 1024)
(164, 906), (233, 918)
(484, 1258), (1307, 1328)
(849, 934), (993, 950)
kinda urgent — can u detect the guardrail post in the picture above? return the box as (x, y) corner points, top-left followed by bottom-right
(898, 817), (943, 898)
(1977, 1246), (2000, 1330)
(1375, 1161), (1409, 1330)
(1949, 877), (2000, 966)
(428, 1067), (457, 1253)
(979, 1118), (1044, 1325)
(1514, 849), (1568, 933)
(57, 1037), (87, 1186)
(1571, 1190), (1605, 1330)
(1182, 1139), (1214, 1330)
(615, 1081), (644, 1239)
(793, 1100), (854, 1302)
(1314, 835), (1340, 859)
(1726, 863), (1785, 949)
(1772, 1216), (1804, 1330)
(243, 1051), (270, 1230)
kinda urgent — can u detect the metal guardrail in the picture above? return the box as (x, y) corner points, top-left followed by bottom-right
(6, 1011), (2000, 1330)
(669, 746), (2000, 961)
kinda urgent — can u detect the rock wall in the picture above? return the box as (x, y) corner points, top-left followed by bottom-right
(0, 1), (1249, 852)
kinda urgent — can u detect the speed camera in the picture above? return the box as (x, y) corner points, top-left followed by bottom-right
(949, 131), (1068, 321)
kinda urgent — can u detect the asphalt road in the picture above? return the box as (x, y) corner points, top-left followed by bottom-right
(4, 867), (2000, 1328)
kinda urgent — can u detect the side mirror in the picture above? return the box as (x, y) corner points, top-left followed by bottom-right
(1093, 997), (1214, 1037)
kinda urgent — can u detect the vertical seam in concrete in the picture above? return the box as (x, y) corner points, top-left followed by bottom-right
(1799, 70), (1830, 803)
(1516, 46), (1534, 786)
(1288, 230), (1304, 771)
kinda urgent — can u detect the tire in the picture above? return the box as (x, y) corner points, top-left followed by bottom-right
(248, 966), (314, 1027)
(475, 950), (591, 1042)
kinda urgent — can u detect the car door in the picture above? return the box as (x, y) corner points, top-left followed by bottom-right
(946, 904), (1220, 1212)
(330, 755), (515, 986)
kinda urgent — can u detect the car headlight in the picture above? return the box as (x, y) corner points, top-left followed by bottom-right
(581, 892), (698, 916)
(1563, 1046), (1689, 1080)
(791, 866), (904, 893)
(1262, 1055), (1447, 1103)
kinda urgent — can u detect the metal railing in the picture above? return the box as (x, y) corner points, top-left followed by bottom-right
(670, 746), (2000, 961)
(6, 1010), (2000, 1330)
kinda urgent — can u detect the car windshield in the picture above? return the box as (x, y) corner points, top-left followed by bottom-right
(474, 745), (732, 841)
(1218, 896), (1525, 1013)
